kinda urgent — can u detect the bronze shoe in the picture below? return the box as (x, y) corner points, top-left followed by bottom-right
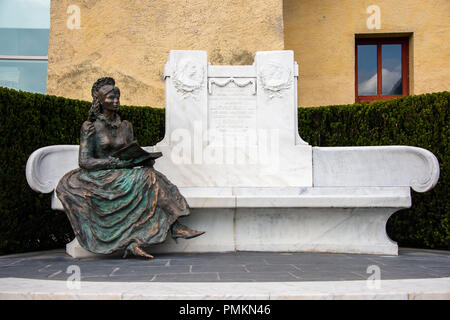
(171, 221), (205, 240)
(123, 242), (154, 259)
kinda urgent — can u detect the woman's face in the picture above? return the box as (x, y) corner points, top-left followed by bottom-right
(102, 90), (120, 113)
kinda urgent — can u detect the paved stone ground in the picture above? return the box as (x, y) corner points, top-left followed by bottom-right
(0, 248), (449, 282)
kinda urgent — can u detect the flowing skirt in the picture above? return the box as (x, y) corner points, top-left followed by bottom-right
(56, 167), (190, 254)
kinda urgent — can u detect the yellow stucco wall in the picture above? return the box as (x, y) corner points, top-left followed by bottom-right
(47, 0), (284, 107)
(283, 0), (450, 107)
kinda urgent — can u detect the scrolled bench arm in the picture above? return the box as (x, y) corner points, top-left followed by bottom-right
(312, 145), (440, 193)
(26, 145), (79, 194)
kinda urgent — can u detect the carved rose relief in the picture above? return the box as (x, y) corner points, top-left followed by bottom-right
(259, 62), (292, 99)
(172, 59), (205, 99)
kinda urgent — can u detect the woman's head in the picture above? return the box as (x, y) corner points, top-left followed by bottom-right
(88, 77), (121, 121)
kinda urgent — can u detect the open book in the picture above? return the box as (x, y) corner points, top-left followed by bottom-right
(111, 141), (162, 166)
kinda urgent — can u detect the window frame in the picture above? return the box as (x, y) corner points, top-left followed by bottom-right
(355, 37), (409, 103)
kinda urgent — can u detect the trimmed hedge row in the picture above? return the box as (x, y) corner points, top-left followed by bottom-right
(0, 86), (448, 254)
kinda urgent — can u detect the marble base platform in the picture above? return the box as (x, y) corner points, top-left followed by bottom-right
(1, 277), (449, 300)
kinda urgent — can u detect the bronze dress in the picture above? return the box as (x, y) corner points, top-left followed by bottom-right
(56, 116), (190, 254)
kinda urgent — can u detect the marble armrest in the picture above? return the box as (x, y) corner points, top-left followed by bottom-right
(26, 145), (79, 194)
(313, 146), (440, 192)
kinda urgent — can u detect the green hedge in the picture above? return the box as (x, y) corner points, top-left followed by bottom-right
(0, 86), (448, 254)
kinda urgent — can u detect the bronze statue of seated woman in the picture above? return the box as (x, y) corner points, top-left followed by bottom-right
(56, 77), (204, 258)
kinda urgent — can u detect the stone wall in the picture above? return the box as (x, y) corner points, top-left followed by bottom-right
(284, 0), (450, 107)
(47, 0), (284, 107)
(47, 0), (449, 108)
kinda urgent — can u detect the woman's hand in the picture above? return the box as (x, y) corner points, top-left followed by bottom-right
(107, 157), (134, 169)
(117, 159), (135, 168)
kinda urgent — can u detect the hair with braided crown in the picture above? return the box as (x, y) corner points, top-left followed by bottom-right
(88, 77), (116, 122)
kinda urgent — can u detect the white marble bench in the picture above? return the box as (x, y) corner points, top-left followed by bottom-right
(25, 50), (440, 257)
(26, 144), (439, 257)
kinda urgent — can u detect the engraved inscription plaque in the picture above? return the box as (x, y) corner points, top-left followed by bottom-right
(208, 78), (257, 145)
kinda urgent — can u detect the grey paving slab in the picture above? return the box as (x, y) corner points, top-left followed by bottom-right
(191, 264), (248, 273)
(170, 256), (267, 266)
(218, 272), (299, 282)
(244, 264), (300, 273)
(420, 265), (450, 273)
(167, 258), (215, 266)
(81, 258), (171, 267)
(110, 265), (190, 276)
(154, 272), (220, 282)
(376, 272), (445, 280)
(0, 248), (449, 283)
(291, 275), (368, 282)
(289, 268), (369, 280)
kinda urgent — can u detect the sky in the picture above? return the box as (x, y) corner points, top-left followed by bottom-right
(0, 0), (50, 28)
(358, 67), (402, 96)
(358, 44), (402, 96)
